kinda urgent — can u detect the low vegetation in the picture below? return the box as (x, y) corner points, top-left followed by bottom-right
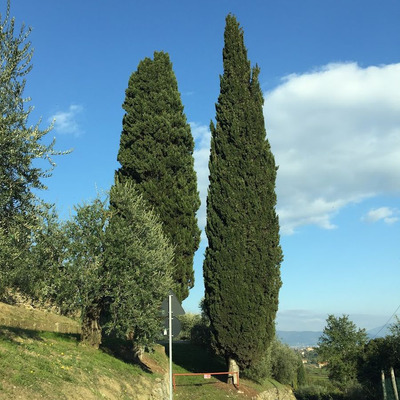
(294, 315), (400, 400)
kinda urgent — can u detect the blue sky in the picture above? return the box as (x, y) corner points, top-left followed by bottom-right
(7, 0), (400, 331)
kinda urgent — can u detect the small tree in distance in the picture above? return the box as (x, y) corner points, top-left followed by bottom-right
(317, 314), (368, 387)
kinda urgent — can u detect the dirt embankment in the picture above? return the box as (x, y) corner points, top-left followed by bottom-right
(0, 301), (80, 334)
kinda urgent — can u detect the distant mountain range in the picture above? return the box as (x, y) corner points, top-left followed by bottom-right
(277, 325), (390, 348)
(277, 331), (322, 347)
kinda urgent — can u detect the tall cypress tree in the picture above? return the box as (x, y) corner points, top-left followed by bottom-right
(203, 15), (283, 374)
(116, 51), (200, 302)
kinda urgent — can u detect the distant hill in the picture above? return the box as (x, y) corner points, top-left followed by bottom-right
(367, 325), (390, 338)
(278, 325), (391, 348)
(277, 331), (322, 347)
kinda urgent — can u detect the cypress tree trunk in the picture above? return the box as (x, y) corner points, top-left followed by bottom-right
(116, 51), (200, 302)
(203, 14), (282, 373)
(228, 357), (240, 385)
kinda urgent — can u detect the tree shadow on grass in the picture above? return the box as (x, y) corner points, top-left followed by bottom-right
(0, 325), (44, 343)
(0, 325), (80, 344)
(0, 325), (152, 374)
(100, 334), (153, 374)
(163, 341), (230, 384)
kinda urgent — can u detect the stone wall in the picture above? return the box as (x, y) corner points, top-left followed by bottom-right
(255, 386), (297, 400)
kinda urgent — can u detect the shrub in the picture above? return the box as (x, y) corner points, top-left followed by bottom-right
(270, 340), (302, 385)
(190, 320), (211, 348)
(176, 313), (202, 341)
(294, 384), (344, 400)
(242, 350), (271, 383)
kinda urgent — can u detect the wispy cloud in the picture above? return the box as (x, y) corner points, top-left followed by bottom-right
(277, 309), (328, 331)
(362, 207), (399, 224)
(264, 62), (400, 234)
(49, 104), (84, 136)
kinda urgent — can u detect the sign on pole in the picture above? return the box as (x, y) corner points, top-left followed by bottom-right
(161, 289), (185, 317)
(161, 290), (185, 400)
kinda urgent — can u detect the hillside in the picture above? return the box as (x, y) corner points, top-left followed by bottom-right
(0, 301), (169, 399)
(277, 325), (390, 348)
(0, 302), (294, 400)
(277, 331), (322, 348)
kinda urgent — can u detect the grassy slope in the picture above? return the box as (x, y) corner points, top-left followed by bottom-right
(0, 302), (168, 399)
(0, 302), (285, 399)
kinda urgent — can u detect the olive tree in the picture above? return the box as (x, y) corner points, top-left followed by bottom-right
(0, 1), (67, 294)
(104, 181), (174, 356)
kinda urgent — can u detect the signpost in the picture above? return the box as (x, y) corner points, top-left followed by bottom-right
(161, 290), (185, 400)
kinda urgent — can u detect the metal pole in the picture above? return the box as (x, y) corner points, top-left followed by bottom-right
(382, 370), (387, 400)
(169, 294), (173, 400)
(391, 367), (399, 400)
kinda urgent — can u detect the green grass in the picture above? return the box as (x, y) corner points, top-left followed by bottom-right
(0, 302), (290, 399)
(0, 326), (159, 399)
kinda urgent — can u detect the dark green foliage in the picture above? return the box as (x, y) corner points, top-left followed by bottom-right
(116, 51), (200, 302)
(297, 358), (307, 387)
(357, 338), (389, 399)
(317, 315), (368, 387)
(203, 14), (282, 370)
(104, 181), (174, 348)
(294, 385), (347, 400)
(357, 316), (400, 399)
(189, 300), (212, 348)
(242, 349), (272, 383)
(176, 313), (202, 341)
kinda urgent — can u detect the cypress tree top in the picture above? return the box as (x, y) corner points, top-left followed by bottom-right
(203, 14), (282, 370)
(116, 51), (200, 302)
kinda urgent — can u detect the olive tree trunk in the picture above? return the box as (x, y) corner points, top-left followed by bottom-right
(81, 306), (102, 348)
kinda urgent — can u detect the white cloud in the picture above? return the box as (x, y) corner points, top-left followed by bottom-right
(264, 62), (400, 234)
(49, 104), (84, 136)
(277, 309), (327, 331)
(363, 207), (399, 224)
(191, 122), (211, 239)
